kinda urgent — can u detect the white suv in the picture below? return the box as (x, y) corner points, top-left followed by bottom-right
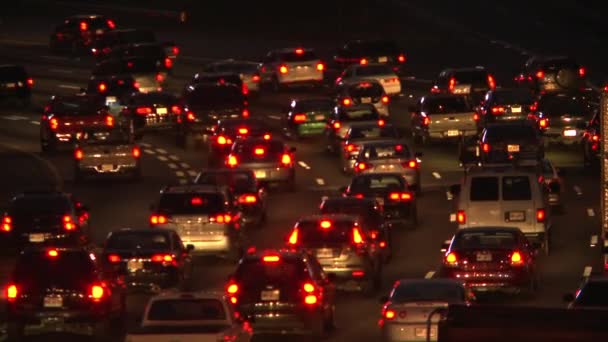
(259, 47), (324, 91)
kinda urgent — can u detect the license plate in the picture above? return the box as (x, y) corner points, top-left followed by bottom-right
(29, 233), (45, 243)
(375, 197), (384, 205)
(261, 289), (280, 301)
(447, 130), (460, 136)
(314, 114), (326, 121)
(378, 56), (388, 63)
(156, 107), (168, 115)
(415, 327), (436, 338)
(44, 296), (63, 308)
(316, 248), (333, 258)
(563, 129), (577, 137)
(508, 211), (525, 222)
(361, 97), (372, 103)
(255, 170), (267, 179)
(476, 252), (492, 262)
(101, 164), (114, 171)
(5, 83), (16, 88)
(453, 86), (471, 94)
(511, 106), (522, 113)
(127, 259), (143, 272)
(507, 144), (520, 152)
(105, 96), (117, 105)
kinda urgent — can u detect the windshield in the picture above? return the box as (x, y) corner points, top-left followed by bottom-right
(350, 175), (405, 192)
(195, 171), (256, 191)
(422, 97), (471, 113)
(158, 193), (225, 215)
(106, 232), (170, 250)
(360, 144), (410, 160)
(492, 90), (534, 105)
(147, 299), (226, 321)
(129, 93), (176, 106)
(320, 202), (382, 226)
(347, 82), (384, 97)
(356, 65), (393, 76)
(235, 258), (307, 285)
(502, 176), (532, 201)
(391, 282), (465, 303)
(220, 120), (268, 136)
(81, 130), (131, 145)
(486, 125), (538, 142)
(49, 97), (105, 116)
(14, 251), (95, 289)
(454, 231), (518, 250)
(279, 51), (318, 62)
(453, 70), (488, 84)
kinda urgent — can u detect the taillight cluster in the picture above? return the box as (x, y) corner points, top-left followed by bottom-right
(2, 215), (12, 232)
(226, 282), (239, 304)
(105, 115), (114, 127)
(302, 282), (318, 305)
(132, 146), (141, 158)
(279, 65), (288, 74)
(487, 74), (496, 90)
(345, 144), (360, 153)
(287, 228), (299, 245)
(210, 214), (232, 223)
(381, 95), (389, 104)
(354, 161), (371, 172)
(226, 155), (238, 167)
(74, 148), (84, 160)
(388, 192), (413, 201)
(150, 214), (168, 225)
(89, 283), (105, 302)
(49, 117), (59, 130)
(342, 98), (352, 106)
(456, 210), (466, 224)
(238, 194), (257, 204)
(491, 106), (505, 115)
(216, 135), (233, 146)
(281, 153), (292, 166)
(293, 113), (307, 123)
(538, 118), (549, 129)
(63, 215), (76, 231)
(536, 208), (545, 223)
(164, 58), (173, 69)
(156, 73), (165, 82)
(402, 159), (418, 169)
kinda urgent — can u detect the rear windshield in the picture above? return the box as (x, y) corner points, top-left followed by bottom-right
(11, 196), (71, 215)
(575, 282), (608, 307)
(470, 177), (499, 201)
(88, 78), (137, 93)
(235, 258), (307, 285)
(347, 82), (384, 97)
(392, 282), (464, 303)
(297, 221), (355, 245)
(346, 41), (399, 55)
(121, 59), (160, 73)
(293, 99), (335, 112)
(350, 175), (405, 192)
(214, 63), (259, 74)
(502, 176), (531, 201)
(338, 107), (379, 121)
(320, 202), (382, 226)
(360, 144), (410, 159)
(195, 171), (256, 191)
(120, 45), (164, 58)
(158, 193), (225, 215)
(49, 97), (105, 116)
(147, 299), (226, 321)
(454, 231), (518, 250)
(186, 86), (244, 106)
(14, 252), (95, 288)
(233, 141), (284, 163)
(81, 130), (131, 145)
(106, 232), (170, 250)
(486, 125), (538, 143)
(453, 70), (488, 84)
(492, 90), (534, 105)
(537, 96), (593, 117)
(220, 120), (267, 136)
(356, 65), (393, 76)
(348, 126), (399, 140)
(422, 97), (470, 113)
(279, 51), (318, 62)
(128, 92), (177, 106)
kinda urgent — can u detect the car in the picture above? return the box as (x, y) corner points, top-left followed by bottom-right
(535, 92), (598, 146)
(226, 138), (296, 191)
(40, 94), (114, 152)
(340, 122), (401, 174)
(177, 83), (248, 149)
(259, 47), (325, 91)
(342, 172), (418, 228)
(439, 227), (540, 295)
(126, 291), (253, 342)
(92, 28), (178, 60)
(582, 111), (600, 166)
(448, 165), (552, 254)
(319, 196), (392, 263)
(200, 59), (261, 94)
(0, 190), (90, 250)
(86, 74), (140, 111)
(101, 228), (194, 292)
(207, 118), (272, 167)
(478, 88), (536, 127)
(378, 279), (473, 342)
(225, 249), (336, 337)
(118, 91), (180, 138)
(188, 72), (248, 96)
(336, 79), (390, 117)
(149, 184), (245, 261)
(194, 168), (268, 228)
(353, 140), (422, 194)
(283, 97), (335, 139)
(430, 67), (496, 105)
(514, 56), (586, 94)
(410, 94), (478, 145)
(100, 42), (175, 73)
(564, 276), (608, 309)
(0, 64), (33, 107)
(92, 56), (169, 93)
(287, 215), (382, 294)
(73, 129), (142, 182)
(336, 64), (401, 96)
(334, 39), (406, 73)
(49, 15), (116, 55)
(4, 246), (127, 340)
(326, 104), (382, 153)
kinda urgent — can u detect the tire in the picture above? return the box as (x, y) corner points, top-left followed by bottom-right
(6, 322), (24, 342)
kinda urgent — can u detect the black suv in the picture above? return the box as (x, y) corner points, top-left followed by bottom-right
(0, 64), (33, 106)
(225, 249), (336, 338)
(5, 247), (126, 340)
(535, 92), (597, 146)
(49, 15), (116, 55)
(515, 56), (586, 94)
(1, 191), (90, 251)
(479, 88), (536, 127)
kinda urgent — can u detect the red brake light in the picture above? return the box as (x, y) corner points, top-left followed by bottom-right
(150, 214), (167, 225)
(482, 143), (490, 153)
(316, 63), (324, 71)
(26, 78), (34, 87)
(132, 147), (141, 158)
(263, 255), (280, 263)
(216, 136), (232, 145)
(254, 148), (265, 156)
(252, 74), (260, 82)
(346, 144), (358, 152)
(63, 215), (75, 231)
(536, 208), (545, 222)
(352, 227), (364, 244)
(511, 251), (524, 265)
(294, 114), (307, 122)
(389, 192), (412, 201)
(238, 127), (249, 135)
(448, 77), (456, 92)
(457, 210), (466, 224)
(422, 116), (430, 126)
(333, 122), (341, 129)
(445, 252), (458, 265)
(2, 216), (12, 232)
(320, 220), (332, 229)
(106, 19), (116, 29)
(227, 155), (238, 167)
(186, 112), (196, 121)
(295, 48), (304, 55)
(79, 21), (88, 31)
(487, 75), (496, 90)
(342, 98), (352, 106)
(74, 148), (84, 160)
(105, 115), (114, 127)
(263, 133), (271, 140)
(238, 194), (257, 204)
(98, 83), (107, 92)
(381, 95), (389, 104)
(592, 134), (600, 142)
(242, 83), (249, 95)
(473, 113), (480, 121)
(172, 46), (179, 55)
(360, 58), (368, 65)
(378, 119), (385, 126)
(164, 58), (173, 69)
(47, 249), (59, 258)
(491, 106), (505, 114)
(49, 117), (59, 130)
(242, 108), (249, 118)
(384, 309), (396, 320)
(304, 294), (317, 305)
(151, 254), (173, 263)
(133, 81), (140, 89)
(171, 105), (181, 114)
(579, 67), (586, 77)
(407, 160), (417, 168)
(227, 283), (239, 294)
(136, 107), (152, 115)
(279, 65), (288, 74)
(211, 214), (232, 223)
(355, 162), (369, 171)
(281, 153), (292, 165)
(398, 54), (406, 63)
(156, 73), (164, 82)
(288, 228), (299, 245)
(190, 197), (203, 205)
(107, 254), (121, 263)
(352, 270), (365, 277)
(536, 70), (544, 79)
(90, 284), (104, 301)
(6, 284), (18, 301)
(539, 118), (548, 129)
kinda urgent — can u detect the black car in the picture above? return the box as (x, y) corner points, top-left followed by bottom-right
(86, 75), (140, 105)
(284, 98), (335, 139)
(326, 104), (382, 153)
(1, 191), (90, 250)
(564, 276), (608, 309)
(177, 83), (248, 149)
(118, 91), (180, 137)
(194, 168), (268, 228)
(515, 56), (586, 94)
(5, 246), (126, 340)
(101, 228), (193, 292)
(334, 40), (406, 73)
(92, 56), (169, 93)
(49, 15), (116, 55)
(335, 80), (390, 117)
(582, 111), (600, 166)
(342, 172), (418, 228)
(535, 92), (597, 146)
(225, 249), (336, 337)
(189, 72), (248, 96)
(101, 42), (174, 72)
(207, 118), (272, 166)
(466, 122), (544, 165)
(0, 65), (32, 106)
(92, 28), (178, 60)
(431, 67), (496, 105)
(479, 88), (536, 127)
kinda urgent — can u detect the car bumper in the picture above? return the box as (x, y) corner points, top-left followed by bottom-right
(77, 162), (139, 175)
(123, 269), (178, 291)
(382, 204), (414, 222)
(382, 322), (438, 342)
(320, 266), (372, 290)
(8, 308), (110, 325)
(296, 122), (327, 136)
(243, 310), (322, 335)
(3, 231), (87, 249)
(278, 74), (323, 85)
(443, 269), (531, 291)
(248, 167), (293, 183)
(427, 129), (478, 140)
(180, 235), (233, 255)
(543, 129), (584, 145)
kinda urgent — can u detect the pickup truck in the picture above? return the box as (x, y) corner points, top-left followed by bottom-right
(125, 291), (252, 342)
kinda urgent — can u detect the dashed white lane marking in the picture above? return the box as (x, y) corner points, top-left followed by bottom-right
(583, 266), (592, 278)
(187, 170), (198, 177)
(297, 161), (311, 170)
(143, 149), (155, 155)
(2, 115), (27, 120)
(432, 172), (441, 179)
(169, 155), (180, 161)
(180, 162), (190, 169)
(157, 155), (168, 162)
(316, 178), (325, 185)
(425, 271), (435, 279)
(58, 84), (81, 90)
(155, 148), (168, 154)
(167, 163), (178, 169)
(175, 171), (185, 177)
(587, 208), (595, 217)
(268, 115), (281, 120)
(50, 68), (73, 74)
(139, 142), (151, 148)
(590, 235), (599, 247)
(574, 186), (583, 196)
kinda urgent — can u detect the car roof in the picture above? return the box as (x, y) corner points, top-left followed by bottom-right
(352, 171), (406, 179)
(321, 197), (376, 206)
(161, 184), (229, 194)
(443, 66), (487, 73)
(234, 137), (284, 145)
(395, 278), (466, 287)
(68, 14), (105, 20)
(12, 190), (69, 201)
(272, 47), (315, 54)
(297, 214), (360, 223)
(359, 139), (405, 147)
(111, 228), (174, 235)
(465, 165), (538, 176)
(242, 248), (307, 261)
(454, 226), (522, 234)
(197, 168), (255, 176)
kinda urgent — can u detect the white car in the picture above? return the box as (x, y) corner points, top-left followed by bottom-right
(125, 291), (253, 342)
(337, 63), (401, 96)
(259, 47), (324, 90)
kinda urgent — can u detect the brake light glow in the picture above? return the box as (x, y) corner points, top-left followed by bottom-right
(295, 48), (304, 55)
(352, 227), (364, 244)
(164, 57), (173, 69)
(263, 133), (271, 140)
(2, 216), (11, 232)
(342, 98), (352, 106)
(398, 54), (406, 63)
(106, 19), (115, 29)
(279, 65), (288, 74)
(333, 122), (341, 129)
(448, 77), (456, 92)
(151, 254), (173, 263)
(352, 270), (365, 277)
(6, 284), (18, 301)
(378, 119), (385, 126)
(238, 127), (249, 135)
(47, 249), (59, 258)
(422, 116), (430, 126)
(186, 112), (196, 121)
(210, 214), (232, 223)
(156, 73), (164, 82)
(511, 251), (524, 265)
(107, 254), (121, 263)
(473, 113), (479, 121)
(74, 148), (84, 160)
(238, 194), (257, 204)
(217, 136), (232, 145)
(150, 214), (167, 225)
(381, 96), (389, 104)
(26, 78), (34, 87)
(79, 21), (88, 31)
(539, 118), (548, 128)
(384, 309), (396, 320)
(389, 192), (412, 201)
(190, 197), (203, 205)
(136, 107), (152, 115)
(98, 83), (107, 92)
(457, 210), (466, 224)
(320, 220), (332, 229)
(132, 147), (141, 158)
(63, 215), (75, 231)
(288, 228), (299, 245)
(90, 284), (104, 301)
(252, 74), (260, 82)
(355, 162), (369, 171)
(346, 144), (359, 152)
(49, 117), (59, 130)
(281, 153), (292, 165)
(172, 46), (179, 55)
(579, 67), (585, 77)
(105, 115), (114, 127)
(294, 114), (307, 122)
(536, 70), (544, 79)
(360, 58), (368, 65)
(536, 208), (545, 222)
(227, 155), (238, 167)
(305, 295), (317, 305)
(592, 134), (600, 142)
(227, 283), (239, 294)
(491, 106), (505, 114)
(445, 252), (458, 265)
(303, 282), (315, 293)
(263, 255), (280, 263)
(242, 108), (249, 118)
(316, 63), (324, 71)
(407, 160), (417, 168)
(487, 75), (496, 90)
(254, 148), (265, 155)
(482, 143), (490, 153)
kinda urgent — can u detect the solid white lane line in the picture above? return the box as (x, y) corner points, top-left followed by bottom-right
(298, 161), (311, 170)
(316, 178), (325, 185)
(432, 172), (441, 179)
(187, 170), (198, 177)
(156, 148), (168, 154)
(167, 163), (178, 169)
(169, 155), (180, 161)
(574, 186), (583, 196)
(143, 149), (155, 155)
(180, 162), (190, 169)
(1, 115), (27, 120)
(587, 208), (595, 217)
(425, 271), (435, 279)
(591, 235), (599, 247)
(175, 171), (185, 177)
(50, 68), (73, 74)
(268, 115), (281, 120)
(583, 266), (592, 278)
(30, 121), (40, 125)
(139, 142), (151, 148)
(58, 84), (81, 90)
(157, 155), (168, 161)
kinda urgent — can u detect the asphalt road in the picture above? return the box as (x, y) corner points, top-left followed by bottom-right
(0, 2), (605, 341)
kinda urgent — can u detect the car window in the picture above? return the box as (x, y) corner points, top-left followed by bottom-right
(11, 196), (72, 216)
(492, 90), (534, 105)
(147, 299), (226, 321)
(81, 129), (131, 145)
(106, 232), (170, 250)
(279, 51), (318, 62)
(348, 126), (398, 140)
(392, 282), (464, 303)
(158, 193), (225, 215)
(502, 176), (532, 201)
(185, 85), (244, 106)
(320, 202), (382, 227)
(195, 171), (256, 191)
(235, 258), (307, 285)
(130, 93), (176, 106)
(422, 97), (470, 113)
(453, 70), (488, 84)
(361, 144), (410, 159)
(14, 251), (96, 289)
(538, 96), (593, 117)
(297, 221), (356, 245)
(350, 175), (405, 192)
(454, 231), (518, 250)
(347, 82), (384, 97)
(338, 107), (379, 121)
(49, 97), (106, 117)
(234, 141), (284, 163)
(486, 125), (538, 143)
(470, 177), (499, 201)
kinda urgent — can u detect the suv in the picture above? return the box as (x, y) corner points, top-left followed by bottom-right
(259, 48), (324, 91)
(336, 80), (390, 117)
(287, 215), (382, 294)
(515, 56), (586, 94)
(200, 60), (261, 94)
(431, 67), (496, 105)
(479, 88), (536, 127)
(49, 15), (116, 55)
(469, 122), (544, 165)
(225, 249), (336, 337)
(207, 118), (272, 167)
(284, 98), (335, 139)
(92, 28), (178, 60)
(334, 40), (406, 73)
(326, 104), (382, 153)
(1, 191), (90, 250)
(536, 92), (597, 146)
(340, 122), (401, 174)
(189, 72), (247, 96)
(449, 165), (552, 255)
(410, 94), (478, 144)
(5, 246), (126, 340)
(149, 184), (245, 261)
(0, 64), (33, 107)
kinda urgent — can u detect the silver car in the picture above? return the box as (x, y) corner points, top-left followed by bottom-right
(353, 140), (422, 193)
(336, 64), (401, 96)
(73, 129), (141, 181)
(410, 94), (478, 144)
(201, 59), (261, 94)
(336, 79), (390, 117)
(149, 184), (245, 261)
(259, 47), (324, 90)
(339, 122), (401, 174)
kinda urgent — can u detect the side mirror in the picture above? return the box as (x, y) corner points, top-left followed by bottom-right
(379, 295), (389, 304)
(327, 273), (337, 282)
(440, 240), (451, 253)
(563, 293), (575, 303)
(289, 147), (296, 153)
(186, 244), (195, 252)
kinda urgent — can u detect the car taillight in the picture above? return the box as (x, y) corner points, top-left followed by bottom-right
(448, 77), (456, 92)
(172, 46), (179, 55)
(383, 308), (396, 320)
(74, 148), (84, 160)
(63, 215), (75, 231)
(210, 214), (232, 223)
(430, 86), (441, 93)
(107, 254), (121, 263)
(482, 143), (490, 153)
(579, 67), (585, 77)
(355, 161), (370, 172)
(132, 147), (141, 158)
(529, 102), (538, 111)
(133, 81), (140, 89)
(227, 155), (238, 167)
(105, 115), (114, 127)
(216, 135), (232, 145)
(98, 82), (107, 92)
(252, 74), (260, 82)
(237, 127), (249, 135)
(592, 134), (600, 142)
(457, 210), (466, 224)
(360, 58), (368, 65)
(263, 255), (280, 263)
(186, 111), (196, 121)
(254, 148), (265, 156)
(381, 95), (389, 104)
(422, 116), (430, 126)
(294, 113), (307, 122)
(288, 228), (299, 245)
(279, 65), (288, 74)
(398, 54), (406, 63)
(226, 282), (239, 304)
(136, 107), (152, 115)
(106, 19), (116, 29)
(316, 63), (324, 71)
(346, 144), (359, 152)
(49, 117), (59, 130)
(281, 153), (292, 166)
(473, 113), (480, 121)
(342, 98), (352, 106)
(151, 254), (174, 263)
(352, 227), (364, 244)
(539, 118), (548, 129)
(536, 70), (544, 79)
(26, 78), (34, 87)
(150, 214), (168, 225)
(238, 194), (257, 204)
(89, 284), (105, 301)
(511, 251), (524, 265)
(445, 252), (458, 266)
(242, 108), (249, 118)
(79, 21), (88, 31)
(333, 121), (341, 129)
(164, 58), (173, 69)
(303, 282), (317, 305)
(536, 208), (545, 223)
(6, 284), (18, 302)
(487, 75), (496, 90)
(2, 215), (12, 232)
(242, 83), (249, 95)
(389, 192), (413, 201)
(491, 106), (505, 114)
(156, 73), (164, 82)
(405, 159), (418, 168)
(171, 105), (181, 114)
